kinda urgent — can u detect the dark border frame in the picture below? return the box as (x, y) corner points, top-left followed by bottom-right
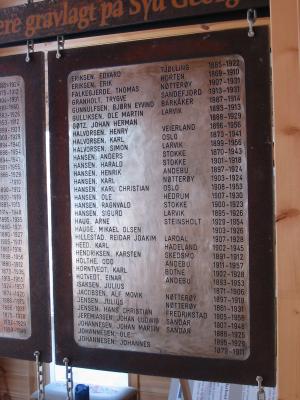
(0, 53), (51, 362)
(49, 27), (275, 386)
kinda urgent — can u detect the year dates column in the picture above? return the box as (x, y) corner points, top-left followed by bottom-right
(0, 76), (30, 339)
(208, 56), (249, 360)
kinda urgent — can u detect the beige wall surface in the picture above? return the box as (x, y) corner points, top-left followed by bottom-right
(271, 0), (300, 399)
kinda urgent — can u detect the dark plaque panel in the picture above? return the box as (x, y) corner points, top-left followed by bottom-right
(0, 54), (51, 362)
(49, 27), (275, 385)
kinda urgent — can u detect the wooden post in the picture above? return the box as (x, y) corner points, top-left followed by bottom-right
(270, 1), (300, 399)
(180, 380), (192, 400)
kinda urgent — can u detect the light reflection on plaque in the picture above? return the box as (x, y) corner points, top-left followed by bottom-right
(0, 76), (31, 339)
(68, 56), (249, 359)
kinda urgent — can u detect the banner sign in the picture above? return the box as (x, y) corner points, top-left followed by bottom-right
(0, 0), (268, 46)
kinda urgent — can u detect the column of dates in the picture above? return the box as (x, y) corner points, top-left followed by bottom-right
(208, 56), (249, 360)
(0, 76), (31, 339)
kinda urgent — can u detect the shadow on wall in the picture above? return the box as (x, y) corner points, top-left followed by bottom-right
(0, 367), (12, 400)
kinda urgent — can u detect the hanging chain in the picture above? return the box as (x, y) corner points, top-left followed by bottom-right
(247, 9), (257, 38)
(34, 351), (45, 400)
(56, 35), (65, 59)
(25, 40), (34, 63)
(256, 376), (266, 400)
(63, 357), (74, 400)
(25, 0), (34, 61)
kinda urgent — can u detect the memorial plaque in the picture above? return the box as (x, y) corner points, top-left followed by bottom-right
(50, 27), (275, 385)
(0, 75), (31, 339)
(0, 54), (51, 362)
(68, 56), (249, 360)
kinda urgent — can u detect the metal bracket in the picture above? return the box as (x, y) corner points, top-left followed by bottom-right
(25, 40), (34, 63)
(256, 376), (266, 400)
(63, 357), (74, 400)
(56, 35), (65, 59)
(247, 9), (257, 38)
(34, 351), (45, 400)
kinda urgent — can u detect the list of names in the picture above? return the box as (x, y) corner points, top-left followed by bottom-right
(68, 56), (249, 359)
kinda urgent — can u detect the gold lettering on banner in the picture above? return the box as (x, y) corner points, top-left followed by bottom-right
(0, 0), (241, 40)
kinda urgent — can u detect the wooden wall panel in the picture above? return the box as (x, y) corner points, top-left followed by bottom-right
(129, 372), (173, 399)
(0, 1), (31, 8)
(137, 375), (170, 400)
(270, 0), (300, 399)
(0, 358), (35, 400)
